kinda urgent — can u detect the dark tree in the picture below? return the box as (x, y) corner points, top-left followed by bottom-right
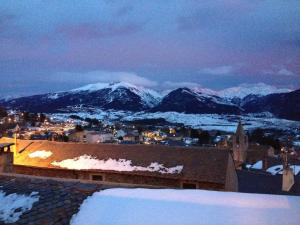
(198, 131), (211, 145)
(250, 128), (281, 153)
(0, 106), (7, 118)
(190, 129), (200, 138)
(75, 125), (84, 132)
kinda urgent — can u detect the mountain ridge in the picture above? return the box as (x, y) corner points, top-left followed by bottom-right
(1, 82), (299, 121)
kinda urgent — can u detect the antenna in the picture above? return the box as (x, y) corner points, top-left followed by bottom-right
(13, 124), (20, 156)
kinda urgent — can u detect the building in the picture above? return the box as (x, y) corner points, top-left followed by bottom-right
(0, 138), (238, 191)
(237, 170), (300, 196)
(232, 121), (249, 166)
(0, 142), (14, 173)
(69, 131), (114, 143)
(231, 121), (275, 169)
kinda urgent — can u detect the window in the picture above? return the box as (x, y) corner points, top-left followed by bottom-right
(182, 182), (197, 189)
(91, 174), (103, 181)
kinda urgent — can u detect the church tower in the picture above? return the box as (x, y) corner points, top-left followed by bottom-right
(232, 121), (248, 165)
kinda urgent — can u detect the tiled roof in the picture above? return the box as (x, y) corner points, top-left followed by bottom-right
(1, 138), (232, 184)
(0, 174), (104, 225)
(238, 170), (300, 196)
(0, 143), (14, 149)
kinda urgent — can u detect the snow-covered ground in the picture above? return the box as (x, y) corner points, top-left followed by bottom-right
(70, 188), (300, 225)
(28, 150), (53, 159)
(51, 155), (183, 174)
(293, 141), (300, 147)
(52, 110), (300, 132)
(0, 191), (39, 224)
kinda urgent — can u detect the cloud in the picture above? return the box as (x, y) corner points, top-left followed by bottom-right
(277, 68), (295, 76)
(262, 66), (295, 76)
(54, 71), (157, 87)
(162, 81), (201, 89)
(199, 65), (234, 75)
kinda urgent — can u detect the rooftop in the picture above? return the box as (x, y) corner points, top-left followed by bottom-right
(0, 173), (103, 225)
(238, 170), (300, 196)
(0, 143), (14, 149)
(1, 138), (232, 184)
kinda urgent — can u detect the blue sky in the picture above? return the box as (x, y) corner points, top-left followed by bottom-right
(0, 0), (300, 96)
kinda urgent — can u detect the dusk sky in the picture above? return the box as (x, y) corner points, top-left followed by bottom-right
(1, 0), (300, 97)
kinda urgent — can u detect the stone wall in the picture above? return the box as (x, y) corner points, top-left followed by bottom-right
(0, 152), (14, 173)
(13, 165), (227, 191)
(225, 154), (238, 192)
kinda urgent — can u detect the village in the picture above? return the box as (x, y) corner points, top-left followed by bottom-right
(1, 107), (300, 150)
(0, 106), (300, 188)
(1, 1), (300, 224)
(0, 107), (300, 224)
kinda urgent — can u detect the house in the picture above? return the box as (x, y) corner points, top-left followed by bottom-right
(68, 131), (114, 143)
(115, 129), (126, 139)
(121, 129), (141, 143)
(0, 138), (238, 192)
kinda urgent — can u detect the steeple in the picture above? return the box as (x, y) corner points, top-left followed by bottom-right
(236, 121), (245, 137)
(232, 121), (248, 166)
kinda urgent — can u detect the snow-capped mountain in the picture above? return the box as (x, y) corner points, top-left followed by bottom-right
(1, 81), (299, 120)
(242, 89), (300, 121)
(151, 88), (241, 114)
(71, 82), (162, 108)
(217, 83), (292, 99)
(0, 82), (162, 113)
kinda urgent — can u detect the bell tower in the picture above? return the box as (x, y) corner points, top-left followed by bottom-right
(232, 121), (248, 165)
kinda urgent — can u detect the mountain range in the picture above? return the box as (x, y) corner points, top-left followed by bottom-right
(1, 82), (299, 121)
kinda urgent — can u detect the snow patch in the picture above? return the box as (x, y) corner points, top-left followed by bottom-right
(250, 160), (263, 170)
(293, 141), (300, 147)
(28, 150), (53, 159)
(51, 155), (183, 174)
(267, 165), (300, 175)
(0, 191), (39, 224)
(70, 188), (300, 225)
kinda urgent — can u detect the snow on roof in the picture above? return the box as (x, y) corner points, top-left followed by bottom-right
(28, 150), (53, 159)
(71, 188), (300, 225)
(51, 155), (183, 174)
(0, 191), (39, 223)
(249, 160), (263, 170)
(267, 165), (300, 175)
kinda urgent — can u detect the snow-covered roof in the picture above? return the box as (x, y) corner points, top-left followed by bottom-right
(1, 138), (233, 184)
(71, 188), (300, 225)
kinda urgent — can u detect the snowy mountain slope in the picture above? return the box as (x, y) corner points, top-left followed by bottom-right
(71, 82), (162, 108)
(1, 82), (298, 120)
(151, 88), (241, 114)
(243, 89), (300, 121)
(0, 82), (162, 112)
(217, 83), (291, 99)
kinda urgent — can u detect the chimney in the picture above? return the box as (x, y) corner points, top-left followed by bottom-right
(282, 168), (295, 192)
(281, 147), (295, 192)
(0, 143), (14, 173)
